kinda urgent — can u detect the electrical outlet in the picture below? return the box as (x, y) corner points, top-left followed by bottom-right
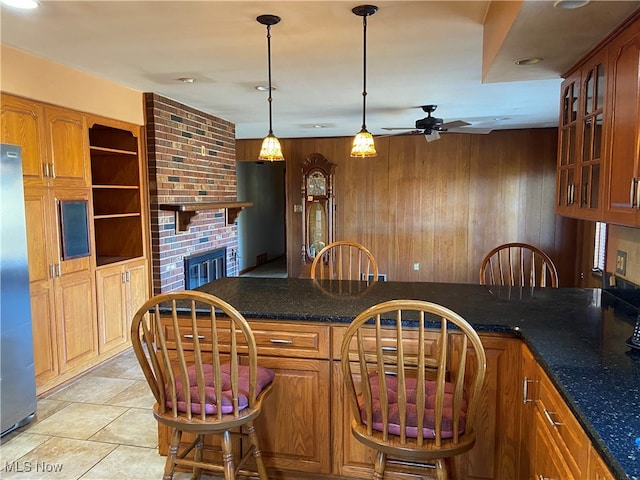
(413, 263), (419, 271)
(616, 250), (627, 275)
(293, 204), (303, 213)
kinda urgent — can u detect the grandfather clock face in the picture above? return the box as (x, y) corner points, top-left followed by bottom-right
(307, 171), (327, 196)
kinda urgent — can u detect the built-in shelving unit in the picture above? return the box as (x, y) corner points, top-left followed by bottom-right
(89, 124), (144, 266)
(160, 201), (253, 232)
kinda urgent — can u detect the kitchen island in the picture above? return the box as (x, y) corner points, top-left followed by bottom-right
(182, 277), (639, 480)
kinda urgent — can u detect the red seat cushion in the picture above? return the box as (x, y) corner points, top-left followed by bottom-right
(168, 363), (275, 415)
(359, 374), (467, 439)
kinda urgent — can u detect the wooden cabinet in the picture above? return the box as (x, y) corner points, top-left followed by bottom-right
(603, 14), (640, 226)
(24, 186), (98, 388)
(95, 259), (148, 353)
(518, 343), (539, 479)
(0, 94), (48, 185)
(331, 327), (522, 480)
(519, 345), (615, 480)
(158, 320), (332, 477)
(556, 50), (607, 220)
(2, 94), (150, 394)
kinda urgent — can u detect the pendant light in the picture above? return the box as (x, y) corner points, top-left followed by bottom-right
(257, 14), (284, 161)
(350, 5), (378, 158)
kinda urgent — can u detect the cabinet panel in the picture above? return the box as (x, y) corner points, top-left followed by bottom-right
(95, 264), (127, 353)
(251, 357), (331, 474)
(29, 281), (58, 384)
(0, 94), (47, 185)
(126, 259), (149, 324)
(45, 106), (89, 187)
(533, 408), (576, 480)
(603, 17), (640, 226)
(588, 445), (616, 480)
(518, 344), (538, 480)
(55, 270), (98, 373)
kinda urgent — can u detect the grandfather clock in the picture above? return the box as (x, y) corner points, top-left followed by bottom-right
(301, 153), (336, 265)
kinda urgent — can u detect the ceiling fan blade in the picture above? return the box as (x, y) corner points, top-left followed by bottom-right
(377, 129), (422, 138)
(382, 127), (417, 131)
(440, 120), (471, 129)
(445, 126), (493, 134)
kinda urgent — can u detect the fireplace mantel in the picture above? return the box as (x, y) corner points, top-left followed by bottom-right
(160, 201), (253, 232)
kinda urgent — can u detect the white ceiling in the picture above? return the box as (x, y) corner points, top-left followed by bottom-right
(2, 1), (639, 139)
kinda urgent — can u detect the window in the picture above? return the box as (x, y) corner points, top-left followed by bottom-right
(593, 221), (607, 271)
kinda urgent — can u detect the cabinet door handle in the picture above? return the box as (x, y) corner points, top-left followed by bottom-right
(122, 272), (127, 284)
(56, 263), (62, 277)
(183, 334), (205, 340)
(630, 178), (637, 208)
(44, 162), (50, 178)
(381, 346), (397, 352)
(523, 376), (537, 404)
(269, 338), (293, 344)
(50, 264), (56, 279)
(49, 162), (55, 178)
(636, 177), (640, 209)
(543, 408), (563, 428)
(126, 271), (131, 283)
(537, 475), (553, 480)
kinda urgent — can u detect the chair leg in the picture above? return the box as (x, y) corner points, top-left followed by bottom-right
(163, 428), (182, 480)
(373, 451), (386, 480)
(245, 421), (268, 480)
(221, 430), (236, 480)
(190, 434), (204, 480)
(434, 458), (448, 480)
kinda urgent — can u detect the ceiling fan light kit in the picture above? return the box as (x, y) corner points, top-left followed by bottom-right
(350, 4), (378, 158)
(257, 14), (285, 162)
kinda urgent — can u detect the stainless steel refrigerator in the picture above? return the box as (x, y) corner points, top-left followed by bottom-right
(1, 143), (37, 436)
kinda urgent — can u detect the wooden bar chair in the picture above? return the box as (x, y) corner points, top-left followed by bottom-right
(479, 242), (559, 288)
(340, 300), (487, 480)
(130, 290), (275, 480)
(310, 240), (378, 281)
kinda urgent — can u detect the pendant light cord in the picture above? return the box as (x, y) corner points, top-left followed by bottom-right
(266, 24), (274, 135)
(361, 15), (368, 130)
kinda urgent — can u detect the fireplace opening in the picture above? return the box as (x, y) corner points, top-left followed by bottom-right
(184, 248), (226, 289)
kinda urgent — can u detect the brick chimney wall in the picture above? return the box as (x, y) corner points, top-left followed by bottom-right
(144, 93), (239, 293)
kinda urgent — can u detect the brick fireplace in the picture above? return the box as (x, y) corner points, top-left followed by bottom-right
(144, 93), (239, 293)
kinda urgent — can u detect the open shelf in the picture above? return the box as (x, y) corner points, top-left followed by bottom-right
(89, 123), (143, 266)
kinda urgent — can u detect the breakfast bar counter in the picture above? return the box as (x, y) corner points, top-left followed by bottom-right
(192, 277), (639, 480)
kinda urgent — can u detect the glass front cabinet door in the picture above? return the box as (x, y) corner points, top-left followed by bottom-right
(301, 153), (336, 264)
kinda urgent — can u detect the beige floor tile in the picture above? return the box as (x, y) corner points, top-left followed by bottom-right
(48, 376), (135, 404)
(86, 352), (140, 379)
(78, 445), (166, 480)
(0, 436), (116, 479)
(34, 398), (72, 423)
(103, 380), (155, 409)
(120, 364), (146, 380)
(89, 408), (158, 448)
(0, 432), (51, 465)
(27, 403), (128, 440)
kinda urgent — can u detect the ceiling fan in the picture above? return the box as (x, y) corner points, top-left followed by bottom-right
(382, 105), (491, 142)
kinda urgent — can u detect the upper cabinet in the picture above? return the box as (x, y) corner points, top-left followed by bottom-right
(0, 94), (89, 188)
(556, 51), (607, 220)
(603, 14), (640, 227)
(557, 11), (640, 226)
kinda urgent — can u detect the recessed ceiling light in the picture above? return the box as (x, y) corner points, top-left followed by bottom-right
(494, 117), (510, 121)
(1, 0), (39, 9)
(255, 85), (276, 92)
(514, 57), (543, 66)
(177, 77), (196, 83)
(313, 124), (327, 129)
(553, 0), (590, 9)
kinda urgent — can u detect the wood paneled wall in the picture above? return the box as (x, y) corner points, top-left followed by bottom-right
(237, 128), (579, 286)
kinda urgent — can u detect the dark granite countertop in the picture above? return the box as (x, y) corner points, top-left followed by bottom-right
(195, 277), (640, 480)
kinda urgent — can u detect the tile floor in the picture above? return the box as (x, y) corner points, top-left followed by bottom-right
(0, 349), (220, 480)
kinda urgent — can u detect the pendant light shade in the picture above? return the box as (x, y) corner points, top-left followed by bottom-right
(257, 14), (284, 161)
(351, 5), (378, 158)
